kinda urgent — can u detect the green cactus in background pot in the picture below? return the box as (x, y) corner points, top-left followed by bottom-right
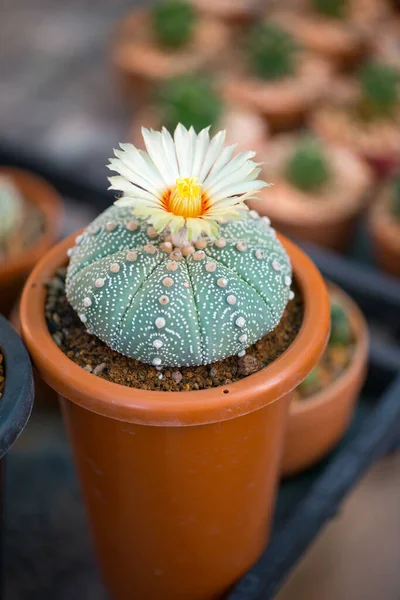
(391, 177), (400, 219)
(247, 23), (297, 81)
(0, 176), (23, 244)
(311, 0), (348, 18)
(151, 0), (196, 49)
(330, 300), (351, 345)
(158, 75), (223, 133)
(286, 137), (331, 192)
(66, 125), (293, 368)
(359, 62), (400, 120)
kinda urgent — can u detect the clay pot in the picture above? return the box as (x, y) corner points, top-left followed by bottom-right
(369, 182), (400, 278)
(311, 90), (400, 179)
(248, 135), (373, 252)
(270, 10), (368, 69)
(373, 19), (400, 72)
(191, 0), (262, 26)
(222, 53), (332, 132)
(20, 232), (329, 600)
(0, 167), (62, 317)
(111, 8), (231, 105)
(130, 106), (268, 155)
(281, 283), (369, 476)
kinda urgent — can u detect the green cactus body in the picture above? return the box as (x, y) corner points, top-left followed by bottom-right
(311, 0), (347, 18)
(151, 0), (196, 49)
(359, 62), (399, 120)
(0, 177), (23, 243)
(248, 23), (297, 81)
(158, 75), (223, 133)
(66, 207), (292, 367)
(329, 301), (351, 345)
(391, 178), (400, 219)
(286, 137), (331, 192)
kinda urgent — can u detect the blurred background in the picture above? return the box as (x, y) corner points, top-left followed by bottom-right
(1, 0), (400, 598)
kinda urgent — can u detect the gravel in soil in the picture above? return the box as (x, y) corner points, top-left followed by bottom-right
(0, 200), (44, 261)
(45, 270), (303, 392)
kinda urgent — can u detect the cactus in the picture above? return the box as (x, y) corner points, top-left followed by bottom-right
(151, 0), (196, 49)
(66, 125), (293, 368)
(359, 62), (399, 120)
(286, 137), (331, 192)
(66, 208), (292, 367)
(0, 176), (23, 243)
(391, 177), (400, 219)
(247, 23), (297, 81)
(311, 0), (347, 18)
(158, 75), (223, 133)
(329, 301), (351, 345)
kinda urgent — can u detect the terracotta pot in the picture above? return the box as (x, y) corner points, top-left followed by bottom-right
(369, 182), (400, 278)
(222, 53), (332, 132)
(248, 135), (373, 252)
(20, 232), (329, 600)
(111, 8), (231, 105)
(311, 98), (400, 180)
(270, 10), (368, 69)
(0, 167), (62, 317)
(191, 0), (262, 25)
(9, 300), (58, 408)
(130, 106), (269, 156)
(281, 283), (369, 477)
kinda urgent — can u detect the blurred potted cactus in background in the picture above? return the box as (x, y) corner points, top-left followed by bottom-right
(282, 284), (368, 476)
(20, 124), (330, 600)
(247, 134), (372, 251)
(369, 175), (400, 277)
(111, 0), (231, 104)
(311, 61), (400, 178)
(0, 168), (62, 316)
(222, 21), (332, 131)
(130, 74), (268, 153)
(270, 0), (369, 68)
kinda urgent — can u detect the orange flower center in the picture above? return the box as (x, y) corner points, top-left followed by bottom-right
(166, 177), (208, 218)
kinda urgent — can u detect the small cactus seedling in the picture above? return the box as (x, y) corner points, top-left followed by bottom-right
(247, 23), (297, 81)
(66, 125), (293, 368)
(311, 0), (348, 18)
(158, 75), (223, 133)
(151, 0), (196, 50)
(329, 300), (352, 345)
(359, 62), (399, 120)
(0, 176), (23, 244)
(286, 137), (331, 192)
(391, 177), (400, 219)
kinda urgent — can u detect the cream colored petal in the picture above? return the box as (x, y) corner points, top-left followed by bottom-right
(142, 127), (176, 187)
(191, 127), (211, 178)
(199, 130), (226, 182)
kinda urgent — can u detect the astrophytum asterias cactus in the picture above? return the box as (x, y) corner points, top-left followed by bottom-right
(0, 176), (23, 243)
(66, 125), (293, 367)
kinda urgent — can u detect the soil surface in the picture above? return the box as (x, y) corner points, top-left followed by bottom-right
(45, 269), (303, 391)
(0, 200), (44, 261)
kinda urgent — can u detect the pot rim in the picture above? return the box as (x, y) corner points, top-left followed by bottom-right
(290, 282), (369, 417)
(0, 167), (63, 284)
(0, 314), (34, 459)
(20, 231), (330, 426)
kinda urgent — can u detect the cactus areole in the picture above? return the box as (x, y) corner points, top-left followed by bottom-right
(66, 125), (293, 367)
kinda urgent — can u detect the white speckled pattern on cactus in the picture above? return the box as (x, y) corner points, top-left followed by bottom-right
(66, 206), (292, 367)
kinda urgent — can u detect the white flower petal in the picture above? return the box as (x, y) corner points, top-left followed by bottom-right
(191, 127), (211, 178)
(199, 130), (226, 182)
(203, 150), (257, 188)
(117, 143), (165, 189)
(142, 128), (176, 187)
(160, 128), (180, 181)
(211, 180), (268, 203)
(205, 161), (262, 196)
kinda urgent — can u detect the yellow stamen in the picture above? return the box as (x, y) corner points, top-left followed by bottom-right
(169, 177), (203, 218)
